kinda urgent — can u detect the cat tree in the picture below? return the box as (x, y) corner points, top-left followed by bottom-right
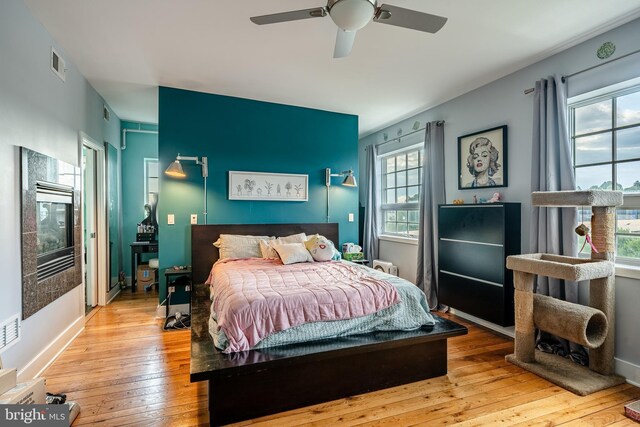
(505, 190), (625, 396)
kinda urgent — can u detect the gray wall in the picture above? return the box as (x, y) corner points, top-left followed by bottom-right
(359, 18), (640, 373)
(0, 0), (120, 375)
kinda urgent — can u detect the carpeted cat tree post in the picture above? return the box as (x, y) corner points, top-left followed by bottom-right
(505, 190), (625, 396)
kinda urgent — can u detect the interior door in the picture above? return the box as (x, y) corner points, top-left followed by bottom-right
(83, 145), (98, 311)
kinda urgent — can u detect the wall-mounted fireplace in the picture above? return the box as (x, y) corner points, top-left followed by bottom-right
(36, 182), (74, 281)
(21, 148), (81, 320)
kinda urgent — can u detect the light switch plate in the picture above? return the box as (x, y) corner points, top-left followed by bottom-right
(168, 214), (175, 225)
(190, 214), (198, 225)
(348, 213), (354, 222)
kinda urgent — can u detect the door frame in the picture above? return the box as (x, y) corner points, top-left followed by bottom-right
(84, 145), (98, 308)
(80, 132), (108, 307)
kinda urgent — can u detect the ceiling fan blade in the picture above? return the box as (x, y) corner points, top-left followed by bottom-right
(334, 28), (356, 58)
(250, 7), (327, 25)
(373, 4), (447, 33)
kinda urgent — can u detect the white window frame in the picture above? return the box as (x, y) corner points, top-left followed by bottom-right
(378, 143), (423, 239)
(143, 158), (158, 206)
(569, 83), (640, 270)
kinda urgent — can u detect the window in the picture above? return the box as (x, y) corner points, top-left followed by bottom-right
(570, 85), (640, 264)
(144, 158), (158, 205)
(380, 146), (423, 237)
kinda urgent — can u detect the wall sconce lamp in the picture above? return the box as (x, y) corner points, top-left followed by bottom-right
(165, 154), (209, 224)
(325, 168), (357, 187)
(325, 168), (357, 222)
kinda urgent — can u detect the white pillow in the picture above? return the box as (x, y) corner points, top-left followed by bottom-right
(259, 239), (279, 259)
(271, 242), (314, 265)
(213, 234), (271, 259)
(276, 233), (307, 244)
(263, 233), (307, 260)
(304, 235), (335, 262)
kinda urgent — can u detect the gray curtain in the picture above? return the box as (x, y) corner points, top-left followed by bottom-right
(363, 144), (379, 262)
(416, 121), (445, 310)
(531, 75), (582, 362)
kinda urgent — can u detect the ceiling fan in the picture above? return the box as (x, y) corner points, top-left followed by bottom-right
(250, 0), (448, 58)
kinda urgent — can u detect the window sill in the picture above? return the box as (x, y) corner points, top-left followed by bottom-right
(379, 234), (419, 246)
(578, 253), (640, 279)
(616, 264), (640, 280)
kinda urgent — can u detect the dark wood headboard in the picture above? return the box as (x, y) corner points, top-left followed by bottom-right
(190, 223), (339, 284)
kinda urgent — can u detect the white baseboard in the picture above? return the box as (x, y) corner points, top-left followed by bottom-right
(155, 304), (165, 319)
(156, 303), (190, 319)
(449, 310), (640, 386)
(448, 308), (515, 339)
(106, 286), (121, 304)
(17, 315), (84, 382)
(615, 357), (640, 387)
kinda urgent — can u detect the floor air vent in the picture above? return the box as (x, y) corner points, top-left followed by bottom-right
(0, 314), (20, 352)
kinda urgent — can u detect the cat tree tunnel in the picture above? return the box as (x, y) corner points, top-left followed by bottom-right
(534, 293), (607, 349)
(505, 190), (625, 396)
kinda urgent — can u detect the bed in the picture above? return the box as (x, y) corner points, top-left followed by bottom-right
(190, 223), (467, 426)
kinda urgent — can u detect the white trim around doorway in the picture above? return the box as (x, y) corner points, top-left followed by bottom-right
(80, 132), (108, 307)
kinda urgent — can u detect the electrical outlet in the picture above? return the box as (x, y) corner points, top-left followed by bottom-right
(168, 214), (175, 225)
(348, 213), (354, 222)
(168, 286), (175, 293)
(190, 214), (198, 225)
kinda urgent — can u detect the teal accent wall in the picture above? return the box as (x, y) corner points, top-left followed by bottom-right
(158, 87), (359, 299)
(121, 121), (158, 276)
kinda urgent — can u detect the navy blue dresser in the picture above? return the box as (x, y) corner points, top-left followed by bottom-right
(438, 203), (521, 326)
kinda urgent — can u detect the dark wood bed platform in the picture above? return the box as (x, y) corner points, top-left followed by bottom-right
(189, 223), (467, 426)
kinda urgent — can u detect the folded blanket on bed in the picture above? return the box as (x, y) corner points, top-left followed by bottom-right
(206, 259), (401, 353)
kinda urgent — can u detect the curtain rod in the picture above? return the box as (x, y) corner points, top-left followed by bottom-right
(523, 47), (640, 95)
(373, 120), (445, 148)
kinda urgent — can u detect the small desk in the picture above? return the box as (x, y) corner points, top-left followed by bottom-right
(130, 241), (158, 292)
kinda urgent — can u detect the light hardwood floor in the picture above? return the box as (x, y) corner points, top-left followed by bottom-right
(42, 290), (640, 426)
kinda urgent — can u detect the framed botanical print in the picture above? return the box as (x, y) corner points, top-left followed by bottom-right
(228, 171), (308, 201)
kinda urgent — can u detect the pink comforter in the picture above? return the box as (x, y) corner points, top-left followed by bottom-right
(206, 259), (400, 353)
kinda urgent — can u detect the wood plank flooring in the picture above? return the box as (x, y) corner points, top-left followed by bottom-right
(42, 289), (639, 426)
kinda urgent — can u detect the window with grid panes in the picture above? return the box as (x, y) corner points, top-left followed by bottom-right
(570, 85), (640, 264)
(144, 158), (158, 205)
(381, 146), (423, 237)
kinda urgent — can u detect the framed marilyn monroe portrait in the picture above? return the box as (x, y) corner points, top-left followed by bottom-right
(458, 125), (508, 190)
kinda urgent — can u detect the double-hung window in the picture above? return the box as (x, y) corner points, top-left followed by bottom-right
(380, 145), (423, 238)
(144, 158), (158, 205)
(570, 84), (640, 265)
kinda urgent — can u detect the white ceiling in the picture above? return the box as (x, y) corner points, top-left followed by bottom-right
(24, 0), (640, 136)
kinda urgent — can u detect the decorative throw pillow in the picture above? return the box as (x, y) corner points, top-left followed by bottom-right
(213, 234), (271, 259)
(271, 242), (314, 265)
(275, 233), (307, 244)
(304, 235), (335, 262)
(258, 239), (279, 259)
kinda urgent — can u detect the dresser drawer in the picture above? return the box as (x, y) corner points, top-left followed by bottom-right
(439, 272), (512, 326)
(439, 205), (504, 244)
(439, 239), (504, 284)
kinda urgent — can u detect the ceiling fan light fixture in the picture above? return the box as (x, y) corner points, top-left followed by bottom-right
(376, 9), (391, 20)
(328, 0), (375, 31)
